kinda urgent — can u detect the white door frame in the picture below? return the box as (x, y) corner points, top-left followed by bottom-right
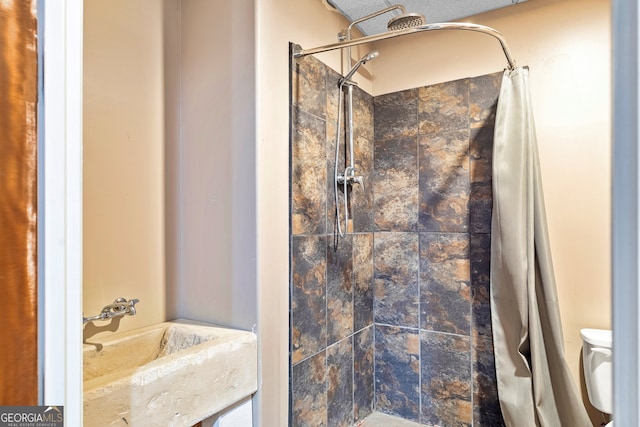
(612, 0), (640, 425)
(41, 0), (83, 425)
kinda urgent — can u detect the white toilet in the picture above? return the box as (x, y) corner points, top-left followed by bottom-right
(581, 328), (613, 427)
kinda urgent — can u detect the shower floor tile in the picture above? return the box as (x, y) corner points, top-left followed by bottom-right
(357, 412), (425, 427)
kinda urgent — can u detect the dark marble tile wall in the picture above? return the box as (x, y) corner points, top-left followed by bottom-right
(290, 51), (504, 426)
(290, 54), (375, 427)
(354, 326), (374, 421)
(372, 73), (505, 426)
(419, 232), (470, 336)
(373, 232), (419, 328)
(375, 325), (420, 422)
(421, 331), (472, 426)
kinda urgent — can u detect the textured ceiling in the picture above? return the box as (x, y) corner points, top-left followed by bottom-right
(326, 0), (527, 36)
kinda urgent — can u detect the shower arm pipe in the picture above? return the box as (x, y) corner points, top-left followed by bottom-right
(292, 22), (517, 70)
(340, 4), (406, 66)
(343, 4), (406, 39)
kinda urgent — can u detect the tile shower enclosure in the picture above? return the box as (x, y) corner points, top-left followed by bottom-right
(290, 53), (505, 427)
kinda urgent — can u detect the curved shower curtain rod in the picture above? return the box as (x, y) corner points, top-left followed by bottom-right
(292, 22), (517, 70)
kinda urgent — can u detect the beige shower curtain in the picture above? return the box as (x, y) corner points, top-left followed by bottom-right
(490, 67), (591, 426)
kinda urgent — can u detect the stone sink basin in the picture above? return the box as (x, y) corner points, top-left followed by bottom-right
(83, 319), (257, 426)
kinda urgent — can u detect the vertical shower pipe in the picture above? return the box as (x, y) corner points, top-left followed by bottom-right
(334, 83), (347, 238)
(335, 77), (356, 238)
(346, 82), (356, 190)
(335, 54), (374, 238)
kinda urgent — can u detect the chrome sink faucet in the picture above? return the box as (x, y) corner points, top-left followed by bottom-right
(83, 297), (140, 324)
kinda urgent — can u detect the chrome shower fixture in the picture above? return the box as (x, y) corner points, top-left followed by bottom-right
(340, 50), (379, 84)
(338, 5), (425, 82)
(334, 50), (379, 239)
(292, 18), (517, 71)
(387, 12), (426, 31)
(339, 4), (425, 42)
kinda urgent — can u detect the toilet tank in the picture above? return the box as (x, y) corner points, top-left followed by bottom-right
(580, 328), (612, 414)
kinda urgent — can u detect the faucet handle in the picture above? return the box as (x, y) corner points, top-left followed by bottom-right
(128, 299), (140, 315)
(352, 175), (365, 192)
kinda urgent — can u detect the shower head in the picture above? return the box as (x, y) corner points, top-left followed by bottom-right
(362, 50), (380, 63)
(340, 50), (379, 85)
(387, 12), (426, 31)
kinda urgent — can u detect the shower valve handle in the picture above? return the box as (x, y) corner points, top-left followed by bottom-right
(341, 167), (365, 191)
(352, 175), (364, 191)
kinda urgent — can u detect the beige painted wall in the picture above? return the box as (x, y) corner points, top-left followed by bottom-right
(174, 0), (256, 331)
(257, 0), (611, 424)
(84, 0), (256, 340)
(83, 0), (167, 334)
